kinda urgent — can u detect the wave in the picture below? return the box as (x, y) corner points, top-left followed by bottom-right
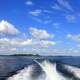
(7, 60), (80, 80)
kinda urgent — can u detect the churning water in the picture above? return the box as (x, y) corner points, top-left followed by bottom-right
(7, 60), (80, 80)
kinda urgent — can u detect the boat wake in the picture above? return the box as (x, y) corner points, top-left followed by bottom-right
(7, 60), (80, 80)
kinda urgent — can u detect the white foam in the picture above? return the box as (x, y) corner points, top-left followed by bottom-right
(7, 65), (34, 80)
(7, 60), (80, 80)
(64, 64), (80, 78)
(34, 60), (67, 80)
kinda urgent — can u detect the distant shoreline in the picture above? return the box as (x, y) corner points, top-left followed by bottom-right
(0, 54), (80, 57)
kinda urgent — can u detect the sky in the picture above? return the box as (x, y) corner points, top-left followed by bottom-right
(0, 0), (80, 55)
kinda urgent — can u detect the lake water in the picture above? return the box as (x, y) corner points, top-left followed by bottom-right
(0, 56), (80, 80)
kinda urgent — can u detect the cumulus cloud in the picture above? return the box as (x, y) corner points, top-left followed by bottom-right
(0, 37), (56, 55)
(29, 27), (54, 40)
(0, 20), (20, 35)
(0, 26), (56, 55)
(0, 38), (32, 47)
(40, 40), (56, 48)
(0, 38), (55, 48)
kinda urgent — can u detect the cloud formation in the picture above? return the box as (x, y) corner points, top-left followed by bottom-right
(57, 0), (73, 11)
(25, 0), (33, 5)
(28, 10), (42, 16)
(0, 38), (55, 48)
(0, 20), (20, 35)
(0, 20), (56, 55)
(0, 38), (32, 47)
(67, 34), (80, 42)
(52, 0), (74, 12)
(65, 14), (77, 22)
(30, 27), (54, 40)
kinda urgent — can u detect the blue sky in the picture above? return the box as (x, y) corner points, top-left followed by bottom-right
(0, 0), (80, 55)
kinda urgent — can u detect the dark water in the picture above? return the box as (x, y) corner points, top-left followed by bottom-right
(0, 56), (80, 80)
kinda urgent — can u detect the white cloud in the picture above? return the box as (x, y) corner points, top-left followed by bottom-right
(52, 0), (77, 23)
(25, 0), (33, 5)
(0, 37), (56, 54)
(29, 27), (54, 40)
(0, 20), (20, 35)
(52, 22), (60, 27)
(52, 0), (74, 12)
(65, 15), (76, 22)
(28, 9), (42, 16)
(21, 39), (32, 46)
(77, 44), (80, 48)
(0, 38), (32, 47)
(52, 4), (62, 10)
(0, 26), (56, 48)
(43, 10), (53, 13)
(40, 40), (56, 48)
(67, 34), (80, 42)
(0, 24), (56, 55)
(57, 0), (74, 12)
(10, 48), (17, 51)
(29, 40), (56, 48)
(43, 20), (52, 24)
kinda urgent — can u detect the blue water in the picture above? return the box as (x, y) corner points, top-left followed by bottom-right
(0, 56), (80, 80)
